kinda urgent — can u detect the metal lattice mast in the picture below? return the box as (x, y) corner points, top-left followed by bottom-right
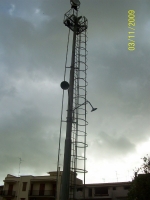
(70, 26), (88, 200)
(59, 1), (90, 200)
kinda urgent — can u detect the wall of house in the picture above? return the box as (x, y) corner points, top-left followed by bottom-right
(1, 173), (130, 200)
(30, 181), (54, 191)
(31, 182), (39, 190)
(1, 177), (19, 200)
(17, 176), (32, 200)
(111, 186), (129, 199)
(76, 183), (130, 200)
(0, 186), (3, 200)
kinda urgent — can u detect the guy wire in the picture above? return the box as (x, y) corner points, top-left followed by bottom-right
(56, 28), (71, 200)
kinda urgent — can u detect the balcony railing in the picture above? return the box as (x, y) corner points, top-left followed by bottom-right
(29, 190), (55, 197)
(0, 190), (16, 197)
(94, 193), (109, 196)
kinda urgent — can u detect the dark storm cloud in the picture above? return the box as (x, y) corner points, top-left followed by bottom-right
(0, 0), (70, 82)
(89, 131), (135, 157)
(84, 0), (150, 160)
(0, 106), (61, 181)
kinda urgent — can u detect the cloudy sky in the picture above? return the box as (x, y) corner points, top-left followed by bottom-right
(0, 0), (150, 185)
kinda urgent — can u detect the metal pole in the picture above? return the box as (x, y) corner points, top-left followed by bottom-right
(61, 20), (77, 200)
(73, 33), (80, 200)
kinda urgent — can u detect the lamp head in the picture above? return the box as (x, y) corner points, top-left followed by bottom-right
(91, 108), (97, 112)
(60, 81), (69, 90)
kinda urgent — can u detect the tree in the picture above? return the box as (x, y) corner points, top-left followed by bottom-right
(141, 155), (150, 174)
(128, 155), (150, 200)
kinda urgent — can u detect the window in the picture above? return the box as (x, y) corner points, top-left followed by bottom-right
(88, 188), (92, 197)
(124, 186), (130, 190)
(8, 184), (13, 195)
(39, 184), (45, 196)
(77, 188), (83, 192)
(31, 184), (33, 191)
(22, 182), (27, 191)
(95, 187), (108, 196)
(8, 184), (13, 191)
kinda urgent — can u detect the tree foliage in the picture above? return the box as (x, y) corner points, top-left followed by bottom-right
(141, 156), (150, 174)
(128, 155), (150, 200)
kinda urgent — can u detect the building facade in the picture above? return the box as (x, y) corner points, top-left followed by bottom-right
(0, 185), (4, 200)
(0, 172), (130, 200)
(76, 182), (131, 200)
(0, 173), (57, 200)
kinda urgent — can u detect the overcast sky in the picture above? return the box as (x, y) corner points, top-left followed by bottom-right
(0, 0), (150, 185)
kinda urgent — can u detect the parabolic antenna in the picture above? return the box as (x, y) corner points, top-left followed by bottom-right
(70, 0), (80, 6)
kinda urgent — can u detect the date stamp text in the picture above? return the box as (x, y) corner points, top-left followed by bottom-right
(128, 10), (135, 51)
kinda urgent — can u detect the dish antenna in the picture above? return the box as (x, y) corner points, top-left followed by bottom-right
(70, 0), (80, 6)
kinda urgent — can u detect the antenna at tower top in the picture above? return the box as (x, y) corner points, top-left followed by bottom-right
(70, 0), (80, 7)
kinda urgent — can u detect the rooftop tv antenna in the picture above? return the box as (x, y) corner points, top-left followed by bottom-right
(18, 157), (23, 177)
(57, 1), (97, 200)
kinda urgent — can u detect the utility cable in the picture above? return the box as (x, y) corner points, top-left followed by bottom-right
(56, 28), (70, 200)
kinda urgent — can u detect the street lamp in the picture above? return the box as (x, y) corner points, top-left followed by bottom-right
(74, 100), (97, 112)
